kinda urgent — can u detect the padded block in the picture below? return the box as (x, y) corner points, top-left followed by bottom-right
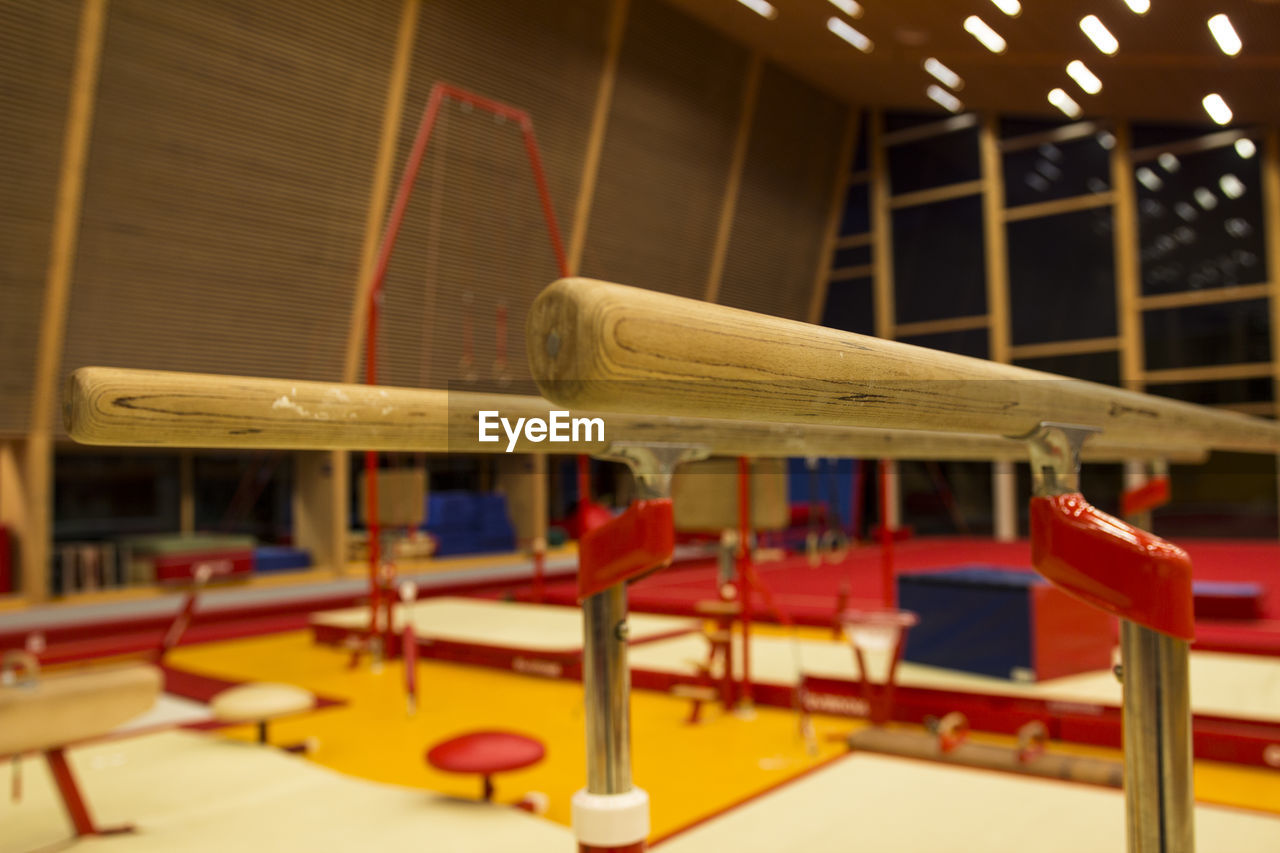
(899, 567), (1115, 682)
(254, 546), (312, 573)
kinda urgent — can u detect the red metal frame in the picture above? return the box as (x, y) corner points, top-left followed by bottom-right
(359, 82), (570, 649)
(46, 747), (133, 838)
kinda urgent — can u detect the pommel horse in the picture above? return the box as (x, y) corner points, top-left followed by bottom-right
(524, 277), (1280, 853)
(66, 326), (1236, 852)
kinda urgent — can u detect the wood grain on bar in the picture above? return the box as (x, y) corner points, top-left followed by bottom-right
(526, 278), (1280, 453)
(65, 367), (1200, 462)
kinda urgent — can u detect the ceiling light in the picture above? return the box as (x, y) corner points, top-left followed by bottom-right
(1219, 174), (1245, 199)
(1207, 14), (1241, 56)
(964, 16), (1007, 53)
(1096, 130), (1116, 150)
(926, 85), (963, 113)
(1048, 88), (1082, 118)
(1202, 93), (1232, 125)
(1066, 60), (1102, 94)
(1194, 187), (1218, 210)
(1025, 172), (1050, 192)
(1122, 0), (1150, 14)
(828, 0), (863, 17)
(923, 58), (963, 90)
(1135, 167), (1163, 191)
(735, 0), (777, 18)
(1080, 16), (1119, 55)
(1174, 202), (1197, 221)
(1234, 138), (1256, 159)
(828, 17), (873, 52)
(1157, 152), (1180, 173)
(989, 0), (1021, 16)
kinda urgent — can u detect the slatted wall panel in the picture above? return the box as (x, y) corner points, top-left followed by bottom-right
(577, 0), (747, 300)
(717, 66), (845, 320)
(0, 0), (80, 435)
(371, 0), (608, 394)
(59, 0), (399, 422)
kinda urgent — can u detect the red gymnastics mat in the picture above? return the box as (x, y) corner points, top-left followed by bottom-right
(506, 537), (1280, 657)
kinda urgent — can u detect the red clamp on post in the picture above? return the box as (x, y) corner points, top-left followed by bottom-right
(1030, 493), (1193, 640)
(1121, 476), (1171, 518)
(578, 499), (675, 600)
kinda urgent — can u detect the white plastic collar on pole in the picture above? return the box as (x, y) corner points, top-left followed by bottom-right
(572, 787), (650, 846)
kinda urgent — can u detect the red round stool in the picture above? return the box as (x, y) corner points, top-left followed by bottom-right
(426, 731), (546, 802)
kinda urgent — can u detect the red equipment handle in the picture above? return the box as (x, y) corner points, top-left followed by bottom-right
(577, 499), (674, 600)
(1121, 476), (1171, 518)
(1030, 493), (1194, 640)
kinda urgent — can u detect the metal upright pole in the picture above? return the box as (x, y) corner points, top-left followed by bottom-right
(582, 584), (632, 796)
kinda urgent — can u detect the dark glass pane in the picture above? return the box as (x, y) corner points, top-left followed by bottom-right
(888, 127), (980, 194)
(885, 111), (951, 132)
(1146, 378), (1273, 407)
(54, 452), (181, 539)
(892, 195), (986, 323)
(1143, 299), (1271, 371)
(901, 460), (993, 537)
(839, 182), (870, 235)
(1131, 122), (1219, 150)
(898, 327), (988, 359)
(1136, 139), (1267, 294)
(1000, 116), (1071, 139)
(1003, 135), (1111, 207)
(1159, 453), (1278, 539)
(821, 277), (874, 335)
(1014, 350), (1121, 386)
(833, 243), (871, 269)
(852, 110), (869, 172)
(1008, 208), (1116, 345)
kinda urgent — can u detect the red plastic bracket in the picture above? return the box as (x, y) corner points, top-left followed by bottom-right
(578, 499), (675, 600)
(1030, 493), (1194, 640)
(1121, 476), (1171, 518)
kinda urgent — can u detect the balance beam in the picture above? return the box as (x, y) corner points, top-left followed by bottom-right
(527, 278), (1280, 454)
(65, 366), (1204, 463)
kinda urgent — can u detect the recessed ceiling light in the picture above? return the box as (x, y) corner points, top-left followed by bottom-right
(989, 0), (1021, 17)
(1122, 0), (1150, 14)
(1207, 14), (1241, 56)
(1194, 188), (1218, 210)
(926, 85), (963, 113)
(1066, 60), (1102, 94)
(828, 0), (863, 17)
(1219, 174), (1245, 199)
(923, 58), (963, 90)
(1174, 202), (1197, 221)
(1202, 93), (1232, 125)
(1080, 16), (1119, 55)
(735, 0), (777, 19)
(827, 16), (872, 51)
(1048, 87), (1082, 118)
(1135, 167), (1163, 191)
(1234, 138), (1256, 159)
(1096, 130), (1116, 150)
(964, 16), (1007, 53)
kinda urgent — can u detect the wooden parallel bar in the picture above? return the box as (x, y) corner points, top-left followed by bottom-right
(525, 277), (1280, 453)
(63, 367), (1201, 463)
(1138, 283), (1271, 312)
(1009, 337), (1121, 361)
(1004, 191), (1113, 223)
(808, 107), (860, 324)
(894, 314), (988, 338)
(881, 114), (977, 147)
(999, 120), (1106, 154)
(888, 180), (983, 210)
(1131, 127), (1256, 164)
(1143, 362), (1274, 385)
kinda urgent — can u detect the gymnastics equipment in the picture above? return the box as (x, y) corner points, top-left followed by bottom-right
(401, 581), (419, 715)
(426, 730), (546, 803)
(209, 682), (317, 752)
(526, 277), (1280, 853)
(838, 608), (917, 725)
(1, 651), (161, 838)
(63, 360), (1230, 853)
